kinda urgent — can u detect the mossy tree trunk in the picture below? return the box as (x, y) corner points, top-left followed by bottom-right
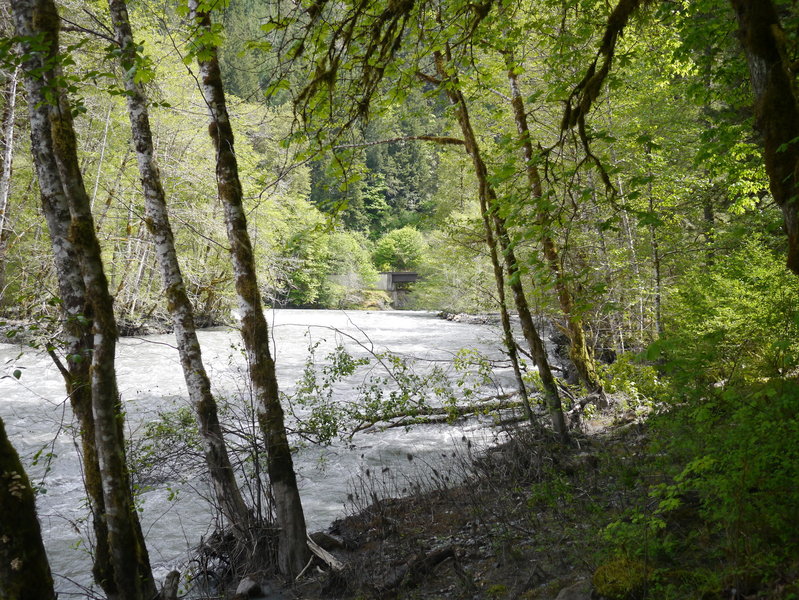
(11, 1), (156, 598)
(108, 0), (252, 535)
(505, 60), (605, 397)
(13, 1), (116, 595)
(0, 417), (56, 600)
(433, 49), (568, 443)
(730, 0), (799, 275)
(188, 0), (310, 577)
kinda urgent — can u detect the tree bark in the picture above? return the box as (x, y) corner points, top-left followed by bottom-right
(0, 66), (18, 307)
(0, 416), (56, 600)
(11, 1), (156, 598)
(13, 2), (115, 595)
(188, 0), (310, 576)
(107, 0), (252, 533)
(506, 60), (604, 395)
(730, 0), (799, 274)
(432, 50), (568, 442)
(646, 148), (662, 337)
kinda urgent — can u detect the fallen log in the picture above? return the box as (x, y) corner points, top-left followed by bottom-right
(376, 545), (456, 593)
(350, 394), (530, 435)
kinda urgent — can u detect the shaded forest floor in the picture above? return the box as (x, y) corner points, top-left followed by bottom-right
(287, 409), (646, 600)
(255, 399), (798, 600)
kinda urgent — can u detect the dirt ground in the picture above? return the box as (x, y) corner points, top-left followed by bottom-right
(280, 411), (649, 600)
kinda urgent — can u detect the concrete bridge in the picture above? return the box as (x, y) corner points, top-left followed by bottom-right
(378, 271), (419, 308)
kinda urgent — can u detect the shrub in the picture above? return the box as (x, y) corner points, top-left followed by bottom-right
(372, 226), (427, 271)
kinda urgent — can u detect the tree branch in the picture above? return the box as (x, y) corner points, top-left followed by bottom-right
(334, 135), (464, 149)
(60, 18), (116, 44)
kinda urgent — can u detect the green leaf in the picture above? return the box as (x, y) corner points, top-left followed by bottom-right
(777, 136), (799, 153)
(645, 340), (664, 361)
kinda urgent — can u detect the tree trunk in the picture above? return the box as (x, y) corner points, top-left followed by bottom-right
(89, 103), (113, 211)
(703, 195), (715, 267)
(646, 149), (662, 337)
(0, 66), (18, 307)
(505, 60), (604, 395)
(0, 416), (56, 600)
(188, 0), (309, 576)
(13, 2), (115, 595)
(12, 1), (156, 598)
(433, 50), (568, 442)
(474, 168), (534, 423)
(108, 0), (252, 533)
(730, 0), (799, 275)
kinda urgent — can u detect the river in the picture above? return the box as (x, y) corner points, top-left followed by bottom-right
(0, 309), (520, 597)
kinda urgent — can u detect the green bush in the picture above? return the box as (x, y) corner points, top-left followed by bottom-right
(600, 238), (799, 597)
(600, 352), (662, 409)
(320, 231), (379, 308)
(655, 236), (799, 388)
(372, 226), (427, 271)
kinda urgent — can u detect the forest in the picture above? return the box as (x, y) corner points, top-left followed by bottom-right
(0, 0), (798, 598)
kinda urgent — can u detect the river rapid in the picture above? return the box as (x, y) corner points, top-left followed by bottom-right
(0, 309), (520, 597)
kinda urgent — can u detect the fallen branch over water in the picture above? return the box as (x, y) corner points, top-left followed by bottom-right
(347, 393), (530, 434)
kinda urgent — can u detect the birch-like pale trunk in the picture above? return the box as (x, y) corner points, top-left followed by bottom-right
(0, 416), (56, 600)
(188, 0), (309, 576)
(12, 3), (117, 595)
(107, 0), (252, 533)
(90, 103), (113, 211)
(505, 61), (604, 397)
(0, 65), (18, 305)
(11, 1), (156, 598)
(433, 50), (568, 442)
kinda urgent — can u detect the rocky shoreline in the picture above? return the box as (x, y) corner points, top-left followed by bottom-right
(437, 312), (502, 325)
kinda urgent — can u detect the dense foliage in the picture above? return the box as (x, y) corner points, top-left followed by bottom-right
(2, 0), (799, 595)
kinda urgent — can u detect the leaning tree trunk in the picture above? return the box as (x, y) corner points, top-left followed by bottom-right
(108, 0), (252, 534)
(11, 1), (156, 598)
(506, 60), (604, 396)
(433, 50), (568, 442)
(188, 0), (309, 576)
(482, 206), (535, 424)
(0, 417), (56, 600)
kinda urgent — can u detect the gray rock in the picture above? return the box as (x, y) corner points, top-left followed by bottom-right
(555, 579), (591, 600)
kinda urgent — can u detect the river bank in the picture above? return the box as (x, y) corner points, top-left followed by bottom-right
(234, 396), (797, 600)
(202, 402), (642, 600)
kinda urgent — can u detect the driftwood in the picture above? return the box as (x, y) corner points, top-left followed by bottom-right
(566, 391), (605, 427)
(307, 535), (345, 572)
(377, 545), (456, 593)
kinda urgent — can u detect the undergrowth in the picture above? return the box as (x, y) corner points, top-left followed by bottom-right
(596, 239), (799, 599)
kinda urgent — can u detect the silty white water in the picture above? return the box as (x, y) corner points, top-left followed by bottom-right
(0, 309), (520, 596)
